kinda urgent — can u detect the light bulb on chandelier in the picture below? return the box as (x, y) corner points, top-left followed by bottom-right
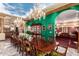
(28, 3), (46, 20)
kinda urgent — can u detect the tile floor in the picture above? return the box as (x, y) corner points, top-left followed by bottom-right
(0, 40), (79, 56)
(0, 40), (21, 56)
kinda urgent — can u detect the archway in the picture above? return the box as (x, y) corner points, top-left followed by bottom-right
(56, 10), (79, 34)
(55, 10), (79, 53)
(49, 4), (79, 54)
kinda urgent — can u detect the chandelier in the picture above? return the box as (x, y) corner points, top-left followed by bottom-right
(28, 3), (46, 20)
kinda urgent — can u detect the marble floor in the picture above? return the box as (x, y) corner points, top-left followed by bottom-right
(57, 46), (79, 56)
(0, 40), (21, 56)
(0, 39), (79, 56)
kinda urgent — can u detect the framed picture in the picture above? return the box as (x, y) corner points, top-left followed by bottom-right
(31, 25), (41, 34)
(48, 24), (52, 30)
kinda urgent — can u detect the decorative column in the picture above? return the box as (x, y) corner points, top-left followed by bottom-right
(1, 18), (4, 33)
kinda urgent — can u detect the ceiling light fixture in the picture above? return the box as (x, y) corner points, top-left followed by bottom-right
(28, 3), (46, 20)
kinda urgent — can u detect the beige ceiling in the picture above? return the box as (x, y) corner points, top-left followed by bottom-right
(0, 13), (18, 19)
(44, 3), (70, 13)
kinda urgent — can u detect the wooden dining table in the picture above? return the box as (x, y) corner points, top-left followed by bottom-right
(31, 38), (56, 55)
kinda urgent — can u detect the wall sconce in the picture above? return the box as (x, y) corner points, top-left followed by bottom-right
(42, 25), (46, 30)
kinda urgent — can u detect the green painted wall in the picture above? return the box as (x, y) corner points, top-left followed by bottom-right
(26, 13), (58, 41)
(25, 4), (79, 42)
